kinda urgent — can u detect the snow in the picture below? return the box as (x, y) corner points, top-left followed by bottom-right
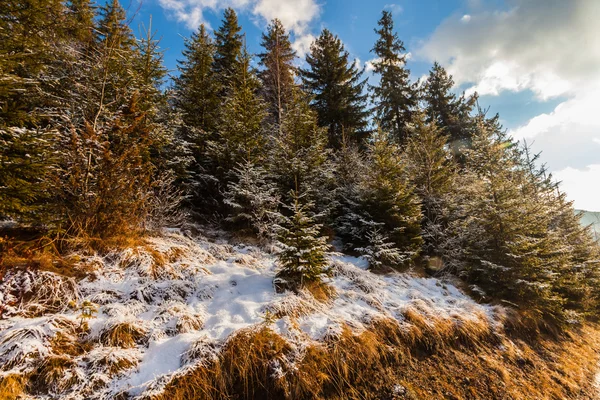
(0, 230), (496, 398)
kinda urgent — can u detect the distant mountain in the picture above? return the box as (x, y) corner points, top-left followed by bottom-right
(576, 210), (600, 241)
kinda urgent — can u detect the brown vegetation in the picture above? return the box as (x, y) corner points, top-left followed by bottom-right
(150, 314), (600, 400)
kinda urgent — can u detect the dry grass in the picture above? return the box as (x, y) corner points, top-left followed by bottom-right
(151, 313), (600, 400)
(303, 281), (336, 303)
(0, 374), (28, 400)
(99, 321), (149, 348)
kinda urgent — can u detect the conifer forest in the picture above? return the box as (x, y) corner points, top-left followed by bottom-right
(1, 2), (600, 399)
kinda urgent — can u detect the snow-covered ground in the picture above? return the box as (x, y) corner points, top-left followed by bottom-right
(0, 230), (495, 398)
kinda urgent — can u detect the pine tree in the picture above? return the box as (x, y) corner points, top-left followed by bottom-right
(423, 62), (476, 158)
(269, 88), (330, 203)
(172, 24), (222, 213)
(299, 29), (369, 149)
(357, 228), (404, 270)
(329, 142), (374, 251)
(258, 19), (297, 128)
(275, 189), (330, 290)
(173, 24), (221, 136)
(223, 161), (279, 240)
(405, 114), (456, 255)
(361, 128), (423, 264)
(213, 7), (243, 92)
(0, 0), (67, 220)
(370, 10), (418, 144)
(213, 46), (268, 169)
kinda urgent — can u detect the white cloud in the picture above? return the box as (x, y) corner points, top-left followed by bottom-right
(158, 0), (320, 38)
(419, 0), (600, 100)
(508, 88), (600, 142)
(365, 58), (380, 73)
(291, 33), (315, 58)
(384, 4), (403, 14)
(553, 165), (600, 211)
(419, 0), (600, 210)
(253, 0), (320, 34)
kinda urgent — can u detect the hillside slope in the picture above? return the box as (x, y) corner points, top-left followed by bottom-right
(0, 230), (599, 399)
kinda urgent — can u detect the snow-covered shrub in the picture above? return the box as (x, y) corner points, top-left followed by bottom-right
(357, 229), (409, 270)
(274, 190), (330, 290)
(223, 161), (279, 241)
(0, 270), (79, 317)
(86, 347), (141, 378)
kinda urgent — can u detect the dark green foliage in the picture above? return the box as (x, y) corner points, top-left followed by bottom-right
(422, 62), (477, 158)
(0, 127), (56, 220)
(361, 128), (423, 264)
(299, 29), (369, 149)
(275, 190), (330, 288)
(214, 8), (243, 92)
(269, 89), (330, 202)
(329, 143), (374, 251)
(370, 11), (418, 145)
(173, 24), (221, 136)
(405, 114), (457, 255)
(258, 19), (296, 128)
(214, 47), (268, 168)
(172, 24), (222, 213)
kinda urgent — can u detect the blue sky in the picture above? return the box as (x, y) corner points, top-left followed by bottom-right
(120, 0), (600, 211)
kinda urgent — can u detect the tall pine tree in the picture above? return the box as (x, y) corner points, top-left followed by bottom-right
(299, 29), (369, 149)
(258, 19), (297, 129)
(370, 11), (418, 145)
(213, 7), (243, 93)
(423, 62), (476, 158)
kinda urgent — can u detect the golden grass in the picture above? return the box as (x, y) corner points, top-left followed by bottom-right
(99, 321), (148, 348)
(152, 313), (600, 400)
(303, 281), (336, 303)
(0, 374), (27, 400)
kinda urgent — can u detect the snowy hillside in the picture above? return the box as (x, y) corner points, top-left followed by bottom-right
(0, 229), (497, 399)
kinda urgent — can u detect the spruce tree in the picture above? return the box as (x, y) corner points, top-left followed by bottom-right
(275, 189), (330, 290)
(132, 18), (168, 120)
(269, 88), (330, 203)
(172, 24), (221, 213)
(173, 24), (221, 136)
(223, 161), (279, 241)
(357, 228), (404, 270)
(65, 0), (96, 45)
(213, 46), (268, 170)
(0, 0), (66, 220)
(405, 114), (457, 255)
(361, 128), (423, 264)
(423, 62), (476, 158)
(258, 19), (297, 128)
(441, 116), (569, 322)
(299, 29), (369, 149)
(370, 10), (418, 144)
(213, 7), (243, 92)
(329, 142), (374, 251)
